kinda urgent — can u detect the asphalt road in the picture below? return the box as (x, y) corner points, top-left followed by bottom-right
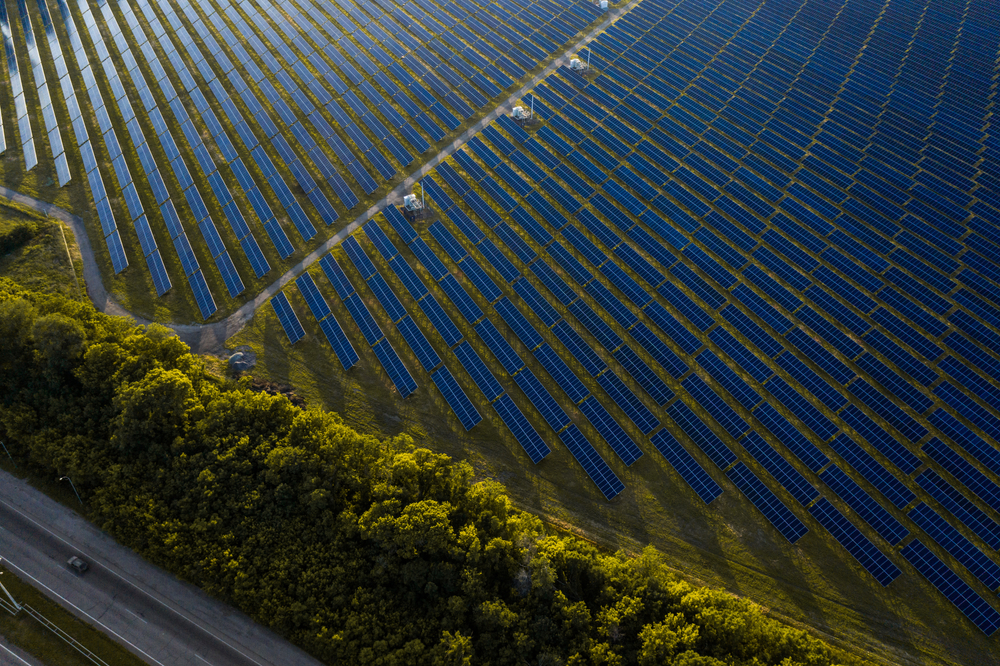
(0, 470), (323, 666)
(0, 634), (41, 666)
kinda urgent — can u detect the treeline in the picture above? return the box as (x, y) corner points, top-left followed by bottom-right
(0, 278), (863, 666)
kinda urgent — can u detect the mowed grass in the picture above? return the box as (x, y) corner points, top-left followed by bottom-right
(228, 296), (992, 666)
(0, 565), (147, 666)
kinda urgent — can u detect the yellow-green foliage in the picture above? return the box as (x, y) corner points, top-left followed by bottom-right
(0, 278), (865, 666)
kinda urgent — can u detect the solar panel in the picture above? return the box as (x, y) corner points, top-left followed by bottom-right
(666, 400), (737, 470)
(579, 396), (644, 466)
(829, 435), (915, 509)
(727, 462), (808, 543)
(492, 393), (550, 463)
(820, 465), (909, 546)
(915, 470), (1000, 551)
(187, 269), (217, 320)
(741, 432), (818, 506)
(295, 272), (332, 321)
(514, 368), (570, 431)
(909, 503), (1000, 591)
(373, 338), (417, 398)
(840, 405), (922, 474)
(365, 220), (399, 262)
(923, 438), (1000, 512)
(683, 374), (749, 440)
(389, 254), (429, 301)
(366, 272), (407, 323)
(597, 371), (659, 434)
(535, 343), (589, 404)
(809, 498), (901, 586)
(395, 315), (441, 372)
(901, 539), (1000, 635)
(318, 314), (359, 370)
(270, 292), (305, 344)
(495, 297), (543, 350)
(560, 425), (625, 500)
(145, 249), (171, 297)
(432, 366), (482, 431)
(650, 429), (722, 503)
(454, 340), (504, 402)
(475, 318), (525, 375)
(419, 294), (462, 347)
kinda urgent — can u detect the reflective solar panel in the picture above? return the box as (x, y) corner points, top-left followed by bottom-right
(492, 393), (550, 463)
(727, 462), (808, 543)
(901, 539), (1000, 635)
(560, 425), (625, 500)
(432, 366), (482, 431)
(909, 503), (1000, 591)
(373, 338), (417, 398)
(820, 465), (909, 546)
(270, 291), (305, 344)
(514, 367), (570, 431)
(396, 315), (441, 372)
(809, 498), (901, 586)
(651, 429), (722, 503)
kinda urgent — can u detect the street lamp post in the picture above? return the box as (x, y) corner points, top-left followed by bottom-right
(0, 559), (21, 612)
(0, 442), (15, 467)
(58, 476), (83, 506)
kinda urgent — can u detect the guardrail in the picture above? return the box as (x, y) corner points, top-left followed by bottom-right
(21, 604), (111, 666)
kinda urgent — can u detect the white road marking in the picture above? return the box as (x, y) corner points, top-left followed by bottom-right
(124, 607), (148, 624)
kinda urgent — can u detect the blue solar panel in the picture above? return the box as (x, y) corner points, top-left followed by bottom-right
(829, 435), (915, 509)
(764, 377), (839, 441)
(535, 343), (589, 404)
(560, 425), (625, 500)
(367, 272), (407, 323)
(741, 432), (818, 506)
(809, 498), (901, 586)
(454, 341), (504, 402)
(923, 438), (1000, 513)
(296, 272), (332, 321)
(512, 278), (559, 327)
(214, 251), (246, 298)
(597, 371), (659, 434)
(495, 297), (543, 350)
(475, 318), (525, 375)
(409, 237), (448, 281)
(188, 269), (217, 320)
(697, 351), (762, 411)
(840, 405), (922, 474)
(650, 430), (722, 503)
(343, 236), (378, 280)
(396, 315), (441, 372)
(727, 462), (808, 543)
(345, 293), (385, 346)
(514, 368), (570, 431)
(753, 403), (830, 472)
(389, 254), (429, 301)
(365, 220), (399, 262)
(492, 393), (550, 463)
(145, 250), (171, 297)
(270, 292), (305, 344)
(820, 465), (909, 546)
(579, 396), (644, 466)
(382, 204), (418, 244)
(901, 539), (1000, 635)
(419, 294), (462, 347)
(373, 338), (417, 398)
(683, 374), (749, 440)
(432, 366), (482, 431)
(460, 255), (503, 303)
(909, 503), (1000, 591)
(666, 400), (737, 470)
(915, 470), (1000, 551)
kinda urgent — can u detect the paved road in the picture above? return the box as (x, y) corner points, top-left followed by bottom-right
(0, 0), (639, 356)
(0, 470), (323, 666)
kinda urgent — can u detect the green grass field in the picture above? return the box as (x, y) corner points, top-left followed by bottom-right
(227, 292), (992, 666)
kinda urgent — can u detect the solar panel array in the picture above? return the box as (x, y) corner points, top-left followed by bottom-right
(13, 0), (1000, 632)
(0, 0), (603, 320)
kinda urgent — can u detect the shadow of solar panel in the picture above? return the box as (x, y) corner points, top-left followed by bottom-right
(651, 430), (722, 503)
(727, 462), (808, 543)
(809, 498), (901, 586)
(909, 503), (1000, 591)
(560, 425), (625, 500)
(901, 540), (1000, 635)
(373, 338), (417, 398)
(432, 366), (482, 431)
(820, 465), (909, 546)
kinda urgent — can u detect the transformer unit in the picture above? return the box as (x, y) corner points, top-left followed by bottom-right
(512, 106), (531, 120)
(570, 58), (587, 71)
(403, 193), (422, 211)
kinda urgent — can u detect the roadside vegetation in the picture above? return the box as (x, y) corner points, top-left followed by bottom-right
(0, 276), (866, 666)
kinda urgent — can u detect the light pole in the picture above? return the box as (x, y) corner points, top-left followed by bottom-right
(0, 442), (14, 467)
(58, 476), (83, 506)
